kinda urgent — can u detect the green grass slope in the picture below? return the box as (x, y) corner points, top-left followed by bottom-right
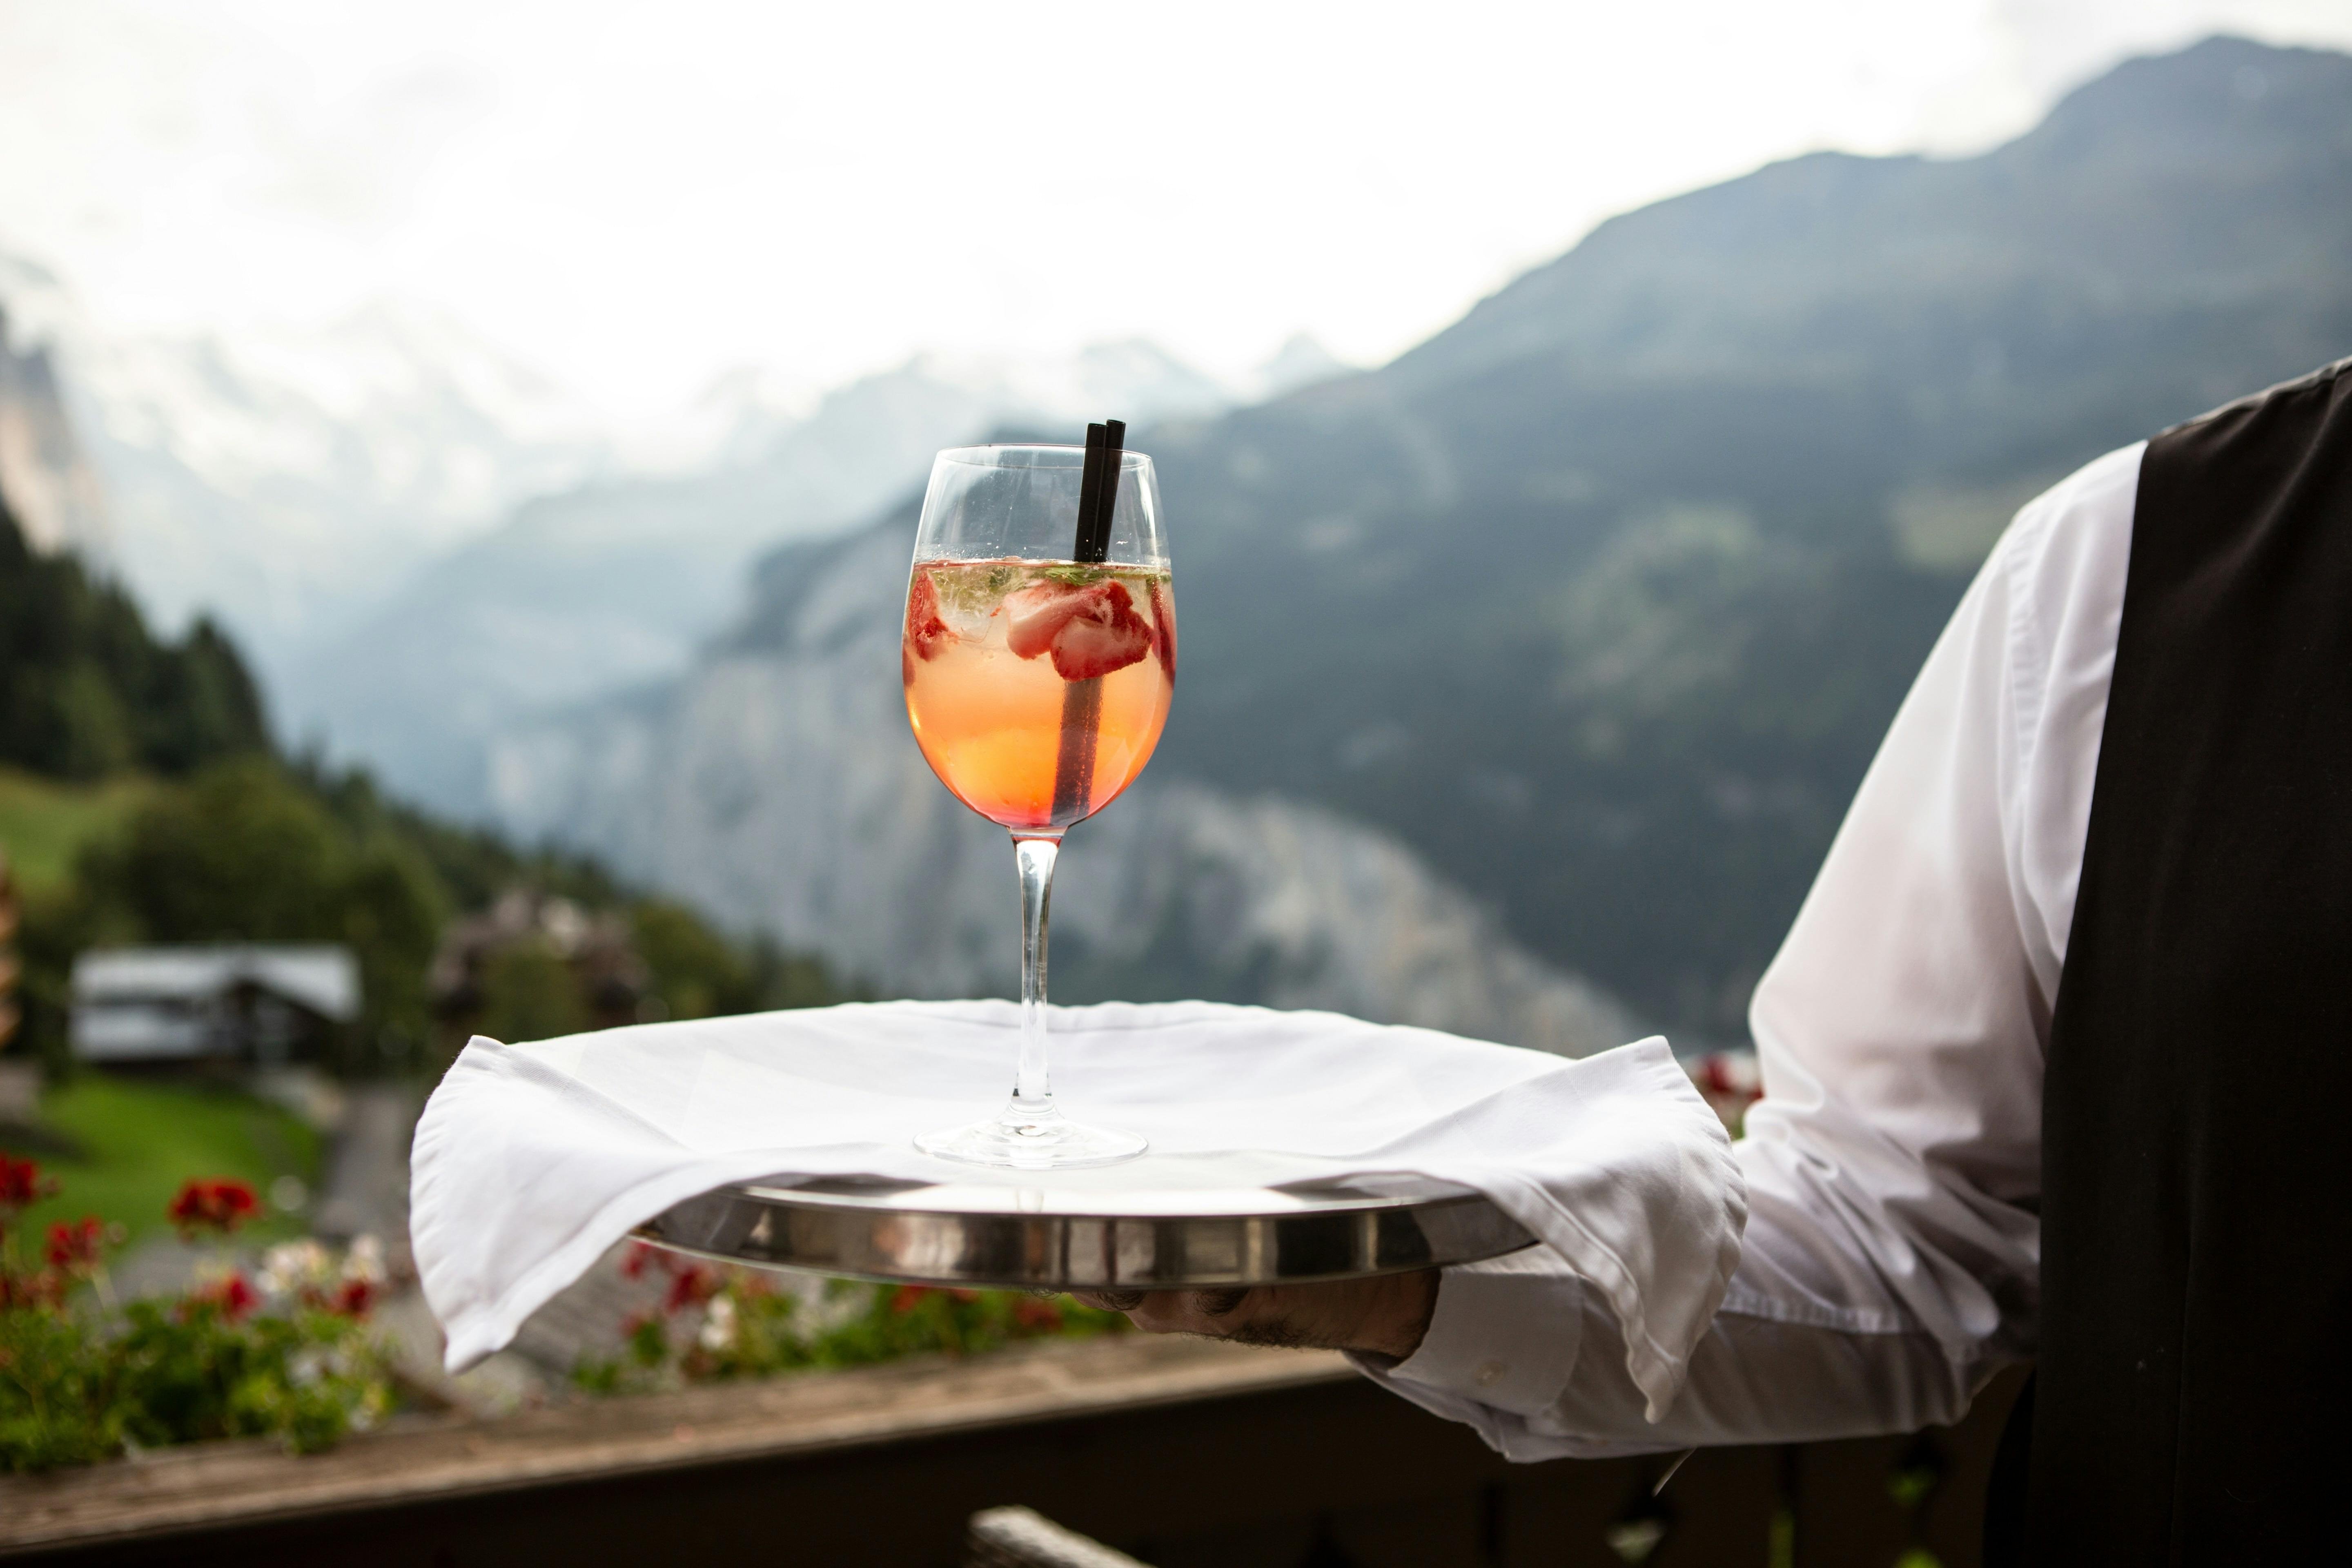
(6, 1077), (319, 1250)
(0, 766), (151, 898)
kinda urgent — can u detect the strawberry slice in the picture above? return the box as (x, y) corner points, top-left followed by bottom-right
(1003, 579), (1089, 659)
(1004, 577), (1152, 680)
(905, 572), (953, 662)
(1147, 577), (1176, 679)
(1049, 583), (1154, 679)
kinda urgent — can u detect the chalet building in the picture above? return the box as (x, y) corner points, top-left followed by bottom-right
(428, 889), (648, 1047)
(70, 944), (360, 1068)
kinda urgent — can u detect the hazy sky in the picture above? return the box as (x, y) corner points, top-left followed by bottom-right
(4, 0), (2349, 430)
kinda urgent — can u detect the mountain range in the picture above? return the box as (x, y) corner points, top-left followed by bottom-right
(493, 36), (2352, 1040)
(487, 504), (1640, 1056)
(0, 249), (1348, 814)
(0, 259), (618, 657)
(271, 341), (1292, 809)
(0, 292), (109, 561)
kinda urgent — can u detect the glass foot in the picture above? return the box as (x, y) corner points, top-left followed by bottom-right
(915, 1105), (1147, 1170)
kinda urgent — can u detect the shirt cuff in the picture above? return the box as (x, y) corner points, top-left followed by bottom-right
(1352, 1249), (1583, 1418)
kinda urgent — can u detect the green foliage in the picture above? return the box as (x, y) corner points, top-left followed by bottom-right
(0, 1298), (123, 1471)
(0, 767), (152, 900)
(478, 938), (590, 1044)
(744, 935), (849, 1012)
(0, 1288), (393, 1470)
(292, 759), (621, 915)
(65, 758), (449, 1058)
(7, 875), (130, 1074)
(632, 900), (748, 1021)
(5, 753), (845, 1071)
(11, 1076), (318, 1250)
(101, 1296), (389, 1458)
(0, 506), (842, 1075)
(0, 770), (151, 1073)
(0, 1159), (392, 1474)
(0, 501), (269, 782)
(632, 903), (846, 1020)
(804, 1280), (1129, 1369)
(93, 759), (353, 937)
(574, 1250), (1125, 1395)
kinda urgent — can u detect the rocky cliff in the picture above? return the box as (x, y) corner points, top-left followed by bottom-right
(0, 296), (108, 559)
(1127, 36), (2352, 1034)
(501, 37), (2352, 1045)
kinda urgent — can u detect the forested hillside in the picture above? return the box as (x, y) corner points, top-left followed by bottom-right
(0, 492), (840, 1069)
(0, 497), (268, 780)
(1139, 37), (2352, 1033)
(469, 36), (2352, 1045)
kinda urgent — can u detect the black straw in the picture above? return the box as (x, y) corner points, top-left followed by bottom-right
(1072, 423), (1107, 561)
(1072, 419), (1125, 563)
(1051, 417), (1126, 825)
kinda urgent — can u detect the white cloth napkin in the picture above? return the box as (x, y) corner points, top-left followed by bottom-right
(410, 1000), (1745, 1420)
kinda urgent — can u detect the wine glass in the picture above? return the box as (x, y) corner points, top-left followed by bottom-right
(902, 430), (1173, 1169)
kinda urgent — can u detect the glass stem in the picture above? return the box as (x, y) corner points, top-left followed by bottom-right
(1007, 831), (1063, 1123)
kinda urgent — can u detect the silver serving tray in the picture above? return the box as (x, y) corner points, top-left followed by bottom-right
(633, 1172), (1535, 1290)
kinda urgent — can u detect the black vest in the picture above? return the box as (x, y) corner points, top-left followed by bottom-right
(2026, 357), (2352, 1561)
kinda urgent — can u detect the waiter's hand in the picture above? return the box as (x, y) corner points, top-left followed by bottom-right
(1070, 1269), (1438, 1360)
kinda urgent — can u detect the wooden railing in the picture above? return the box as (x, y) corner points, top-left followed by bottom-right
(0, 1335), (2027, 1567)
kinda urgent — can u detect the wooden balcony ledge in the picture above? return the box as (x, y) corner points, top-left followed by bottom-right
(0, 1337), (2026, 1568)
(0, 1336), (1351, 1563)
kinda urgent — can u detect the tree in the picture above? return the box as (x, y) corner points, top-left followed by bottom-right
(0, 499), (269, 780)
(74, 760), (448, 1061)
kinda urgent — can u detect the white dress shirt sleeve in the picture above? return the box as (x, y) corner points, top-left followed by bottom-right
(1355, 441), (2144, 1457)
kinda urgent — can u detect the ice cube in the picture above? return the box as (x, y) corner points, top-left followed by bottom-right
(929, 564), (1013, 641)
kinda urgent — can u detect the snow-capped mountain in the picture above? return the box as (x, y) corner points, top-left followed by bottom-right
(1247, 333), (1354, 401)
(0, 243), (1265, 805)
(0, 253), (617, 668)
(0, 256), (109, 559)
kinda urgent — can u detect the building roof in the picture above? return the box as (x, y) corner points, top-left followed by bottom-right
(72, 945), (362, 1022)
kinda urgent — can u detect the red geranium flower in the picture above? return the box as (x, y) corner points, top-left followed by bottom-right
(0, 1154), (54, 1209)
(1012, 1297), (1064, 1332)
(0, 1268), (66, 1311)
(187, 1271), (257, 1321)
(45, 1217), (106, 1272)
(168, 1178), (261, 1235)
(889, 1285), (931, 1315)
(663, 1264), (718, 1314)
(325, 1277), (377, 1319)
